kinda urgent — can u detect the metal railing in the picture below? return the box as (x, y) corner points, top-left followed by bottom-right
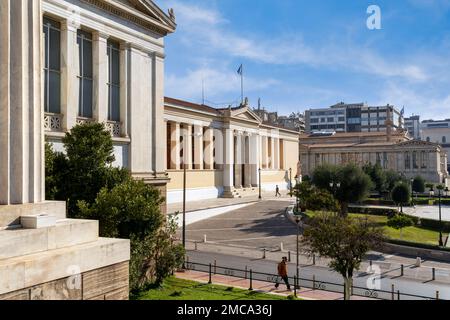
(184, 260), (440, 300)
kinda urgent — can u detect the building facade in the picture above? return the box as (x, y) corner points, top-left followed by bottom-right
(42, 0), (176, 202)
(421, 119), (450, 171)
(253, 108), (305, 133)
(164, 98), (301, 204)
(299, 131), (449, 186)
(405, 115), (421, 140)
(305, 103), (404, 134)
(0, 0), (175, 300)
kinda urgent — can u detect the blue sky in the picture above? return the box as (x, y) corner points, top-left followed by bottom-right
(156, 0), (450, 119)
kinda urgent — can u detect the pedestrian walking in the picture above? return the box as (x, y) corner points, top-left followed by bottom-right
(275, 185), (281, 197)
(275, 257), (291, 290)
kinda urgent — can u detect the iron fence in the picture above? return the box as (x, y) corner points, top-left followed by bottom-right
(184, 260), (440, 301)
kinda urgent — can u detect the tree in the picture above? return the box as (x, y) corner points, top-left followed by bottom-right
(384, 170), (406, 194)
(363, 163), (387, 195)
(412, 176), (425, 195)
(387, 214), (414, 239)
(302, 214), (384, 300)
(391, 183), (411, 213)
(295, 181), (339, 213)
(312, 164), (373, 217)
(78, 177), (185, 291)
(46, 122), (129, 217)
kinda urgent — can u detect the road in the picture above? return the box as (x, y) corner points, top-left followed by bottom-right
(179, 199), (450, 299)
(187, 250), (450, 300)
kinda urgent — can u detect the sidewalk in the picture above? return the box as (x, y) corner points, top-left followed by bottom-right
(175, 270), (373, 300)
(185, 240), (450, 284)
(167, 192), (294, 215)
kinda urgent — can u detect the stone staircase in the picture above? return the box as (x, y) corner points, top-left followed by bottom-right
(0, 202), (130, 300)
(231, 187), (259, 199)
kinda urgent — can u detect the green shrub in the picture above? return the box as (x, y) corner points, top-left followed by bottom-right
(348, 206), (398, 216)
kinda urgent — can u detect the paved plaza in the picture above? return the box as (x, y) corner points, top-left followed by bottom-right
(404, 205), (450, 222)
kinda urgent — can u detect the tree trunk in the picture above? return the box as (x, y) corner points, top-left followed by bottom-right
(340, 202), (349, 217)
(343, 277), (353, 300)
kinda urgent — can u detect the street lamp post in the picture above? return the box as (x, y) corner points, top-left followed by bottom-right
(438, 187), (444, 247)
(182, 131), (202, 266)
(258, 168), (262, 200)
(295, 216), (301, 289)
(289, 168), (293, 197)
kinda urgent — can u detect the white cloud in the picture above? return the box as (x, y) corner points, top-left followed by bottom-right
(166, 66), (279, 105)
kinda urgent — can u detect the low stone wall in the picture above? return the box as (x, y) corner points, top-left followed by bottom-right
(382, 243), (450, 262)
(0, 262), (129, 300)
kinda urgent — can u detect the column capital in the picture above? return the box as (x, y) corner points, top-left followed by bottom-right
(93, 31), (109, 41)
(60, 19), (79, 32)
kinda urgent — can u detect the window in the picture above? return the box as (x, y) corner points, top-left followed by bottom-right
(107, 40), (120, 122)
(310, 118), (319, 123)
(338, 117), (345, 122)
(443, 136), (447, 144)
(327, 117), (334, 122)
(77, 30), (93, 118)
(426, 137), (431, 142)
(383, 152), (388, 169)
(421, 151), (428, 169)
(413, 151), (418, 169)
(43, 18), (61, 114)
(376, 153), (381, 166)
(405, 152), (411, 169)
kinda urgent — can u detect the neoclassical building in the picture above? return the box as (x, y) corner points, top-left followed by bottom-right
(299, 130), (450, 186)
(0, 0), (175, 300)
(164, 98), (301, 203)
(42, 0), (175, 198)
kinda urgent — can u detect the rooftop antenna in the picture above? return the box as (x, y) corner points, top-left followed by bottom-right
(201, 77), (205, 105)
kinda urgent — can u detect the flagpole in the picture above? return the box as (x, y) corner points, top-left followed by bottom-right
(241, 65), (244, 105)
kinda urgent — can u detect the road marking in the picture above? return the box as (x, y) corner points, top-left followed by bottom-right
(187, 226), (296, 232)
(213, 236), (279, 243)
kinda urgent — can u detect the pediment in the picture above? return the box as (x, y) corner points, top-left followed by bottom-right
(90, 0), (176, 34)
(230, 107), (262, 123)
(396, 140), (440, 149)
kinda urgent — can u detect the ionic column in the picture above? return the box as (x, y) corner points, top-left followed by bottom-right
(250, 134), (260, 187)
(182, 124), (193, 170)
(234, 132), (243, 188)
(223, 128), (235, 196)
(60, 20), (79, 131)
(93, 31), (108, 123)
(119, 43), (129, 137)
(0, 0), (44, 204)
(169, 122), (180, 170)
(274, 138), (280, 169)
(243, 134), (252, 188)
(204, 128), (214, 170)
(261, 136), (268, 169)
(270, 137), (276, 169)
(193, 125), (204, 170)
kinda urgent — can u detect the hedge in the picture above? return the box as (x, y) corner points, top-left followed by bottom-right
(386, 238), (450, 251)
(416, 218), (450, 233)
(362, 199), (395, 206)
(348, 206), (398, 216)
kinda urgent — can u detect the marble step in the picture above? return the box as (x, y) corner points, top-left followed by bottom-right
(0, 219), (99, 261)
(0, 237), (130, 296)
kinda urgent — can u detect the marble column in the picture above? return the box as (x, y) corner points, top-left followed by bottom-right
(249, 134), (260, 187)
(274, 138), (280, 170)
(119, 43), (129, 137)
(203, 128), (214, 170)
(261, 136), (268, 169)
(153, 53), (166, 175)
(243, 135), (252, 188)
(223, 128), (235, 196)
(93, 32), (108, 123)
(270, 137), (276, 169)
(234, 132), (243, 188)
(0, 0), (44, 204)
(182, 124), (193, 170)
(169, 122), (180, 170)
(193, 125), (204, 170)
(60, 20), (78, 131)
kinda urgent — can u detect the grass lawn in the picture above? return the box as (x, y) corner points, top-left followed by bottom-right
(133, 277), (297, 301)
(306, 211), (447, 246)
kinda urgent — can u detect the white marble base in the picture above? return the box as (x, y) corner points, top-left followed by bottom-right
(21, 214), (57, 229)
(167, 187), (224, 204)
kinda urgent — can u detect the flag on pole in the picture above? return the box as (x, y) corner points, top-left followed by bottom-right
(237, 64), (243, 75)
